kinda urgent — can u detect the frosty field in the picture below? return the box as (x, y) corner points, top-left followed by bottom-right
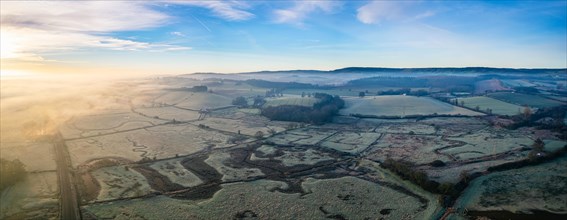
(341, 95), (483, 117)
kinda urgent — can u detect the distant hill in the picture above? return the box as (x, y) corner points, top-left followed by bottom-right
(189, 67), (566, 76)
(330, 67), (567, 74)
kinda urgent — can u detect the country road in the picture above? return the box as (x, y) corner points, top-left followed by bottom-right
(53, 133), (81, 220)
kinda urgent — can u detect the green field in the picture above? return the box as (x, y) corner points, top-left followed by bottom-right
(488, 92), (564, 108)
(452, 96), (524, 116)
(264, 97), (319, 107)
(341, 95), (483, 117)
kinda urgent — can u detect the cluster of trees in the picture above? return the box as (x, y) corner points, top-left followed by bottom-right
(232, 96), (266, 108)
(261, 93), (344, 124)
(232, 96), (248, 107)
(528, 138), (545, 160)
(265, 88), (284, 97)
(381, 158), (471, 206)
(377, 88), (429, 96)
(0, 159), (26, 192)
(186, 85), (208, 92)
(506, 106), (567, 138)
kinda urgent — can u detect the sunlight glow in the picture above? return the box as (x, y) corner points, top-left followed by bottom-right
(0, 28), (19, 59)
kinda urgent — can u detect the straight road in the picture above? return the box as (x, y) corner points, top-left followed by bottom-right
(53, 133), (81, 220)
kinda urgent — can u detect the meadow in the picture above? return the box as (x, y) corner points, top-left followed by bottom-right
(452, 96), (525, 115)
(341, 95), (483, 117)
(488, 92), (564, 108)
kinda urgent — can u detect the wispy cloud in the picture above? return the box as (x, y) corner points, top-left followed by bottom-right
(0, 1), (189, 61)
(356, 1), (435, 24)
(170, 31), (186, 37)
(168, 1), (254, 21)
(273, 1), (342, 26)
(1, 1), (168, 32)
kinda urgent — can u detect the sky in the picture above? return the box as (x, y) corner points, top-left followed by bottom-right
(1, 0), (566, 76)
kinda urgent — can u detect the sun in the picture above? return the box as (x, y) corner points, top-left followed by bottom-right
(0, 28), (20, 59)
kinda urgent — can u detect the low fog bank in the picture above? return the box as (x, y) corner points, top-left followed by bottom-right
(0, 74), (165, 144)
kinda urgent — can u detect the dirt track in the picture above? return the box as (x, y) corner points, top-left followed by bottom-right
(53, 133), (82, 220)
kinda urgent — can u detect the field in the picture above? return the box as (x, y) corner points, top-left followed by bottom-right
(153, 91), (233, 110)
(250, 144), (335, 167)
(3, 74), (566, 219)
(90, 165), (155, 201)
(452, 96), (524, 115)
(133, 106), (201, 122)
(441, 130), (533, 161)
(0, 143), (56, 172)
(487, 92), (564, 108)
(66, 124), (234, 167)
(205, 151), (264, 181)
(264, 96), (319, 107)
(149, 158), (203, 187)
(475, 79), (511, 94)
(0, 172), (59, 219)
(191, 117), (287, 137)
(284, 89), (361, 97)
(365, 134), (455, 165)
(454, 156), (567, 217)
(341, 95), (483, 117)
(84, 175), (441, 220)
(266, 128), (337, 146)
(320, 131), (382, 154)
(501, 79), (537, 87)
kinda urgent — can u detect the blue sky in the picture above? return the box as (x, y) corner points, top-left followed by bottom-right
(1, 0), (566, 75)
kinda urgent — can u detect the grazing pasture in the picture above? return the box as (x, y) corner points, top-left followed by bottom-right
(487, 92), (564, 108)
(154, 91), (233, 110)
(475, 79), (511, 94)
(501, 79), (536, 87)
(452, 96), (524, 115)
(341, 95), (482, 117)
(66, 124), (234, 167)
(454, 156), (567, 215)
